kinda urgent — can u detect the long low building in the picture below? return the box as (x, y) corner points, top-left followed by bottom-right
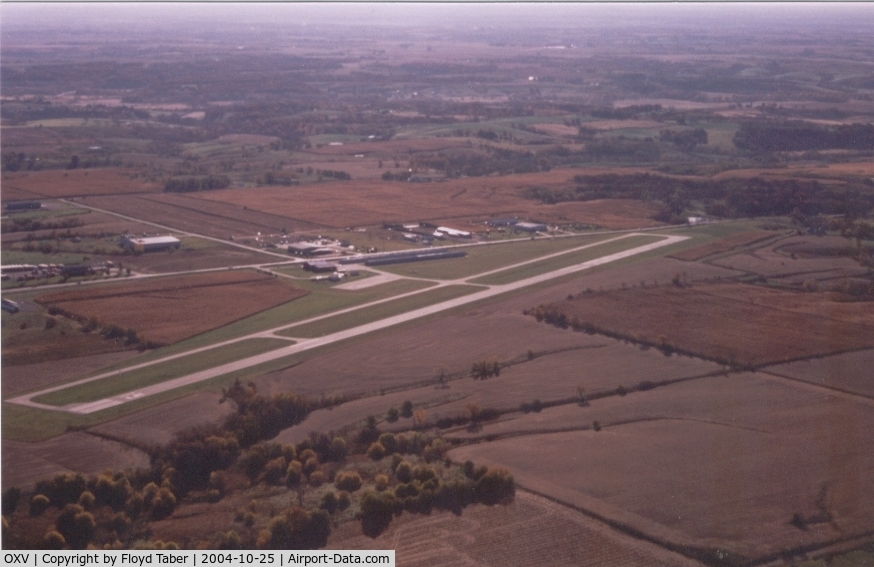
(515, 222), (547, 233)
(288, 242), (335, 256)
(120, 235), (181, 252)
(363, 249), (467, 267)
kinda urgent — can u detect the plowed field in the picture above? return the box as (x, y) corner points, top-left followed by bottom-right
(191, 174), (663, 229)
(35, 270), (308, 345)
(535, 282), (874, 367)
(668, 229), (777, 261)
(1, 168), (159, 198)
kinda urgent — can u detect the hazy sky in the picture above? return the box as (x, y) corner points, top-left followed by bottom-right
(2, 2), (872, 33)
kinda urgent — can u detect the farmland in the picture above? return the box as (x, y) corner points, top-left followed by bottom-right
(2, 2), (874, 562)
(34, 270), (310, 345)
(448, 373), (874, 561)
(528, 282), (874, 367)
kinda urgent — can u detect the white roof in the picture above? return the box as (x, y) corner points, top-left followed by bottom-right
(436, 226), (471, 237)
(130, 236), (180, 245)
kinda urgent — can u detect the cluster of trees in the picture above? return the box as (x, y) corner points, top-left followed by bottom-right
(358, 455), (514, 537)
(733, 121), (874, 152)
(409, 147), (553, 178)
(1, 216), (83, 234)
(314, 169), (351, 181)
(526, 173), (874, 221)
(2, 378), (515, 550)
(471, 359), (501, 380)
(589, 105), (663, 120)
(163, 174), (231, 193)
(659, 128), (708, 150)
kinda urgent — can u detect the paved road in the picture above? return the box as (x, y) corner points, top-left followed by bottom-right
(8, 233), (686, 414)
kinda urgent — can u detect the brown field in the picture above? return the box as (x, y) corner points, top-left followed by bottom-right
(275, 337), (722, 446)
(79, 193), (322, 238)
(712, 235), (870, 283)
(35, 270), (309, 345)
(448, 373), (874, 561)
(117, 244), (279, 275)
(711, 161), (874, 180)
(192, 173), (664, 229)
(0, 168), (159, 198)
(668, 229), (777, 261)
(764, 349), (874, 398)
(537, 282), (874, 367)
(1, 350), (139, 396)
(2, 432), (150, 491)
(260, 256), (745, 402)
(88, 391), (235, 447)
(0, 125), (89, 157)
(327, 490), (701, 567)
(1, 319), (137, 367)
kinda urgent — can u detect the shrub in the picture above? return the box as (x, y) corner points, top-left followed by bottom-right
(285, 461), (303, 487)
(394, 461), (413, 483)
(334, 471), (363, 493)
(367, 442), (387, 461)
(319, 491), (338, 514)
(309, 471), (325, 487)
(149, 488), (177, 520)
(30, 494), (51, 516)
(359, 491), (402, 538)
(378, 433), (398, 454)
(386, 407), (399, 423)
(474, 467), (515, 505)
(374, 474), (389, 492)
(257, 507), (331, 549)
(261, 457), (288, 485)
(337, 491), (351, 511)
(43, 530), (66, 549)
(2, 487), (21, 516)
(400, 401), (414, 419)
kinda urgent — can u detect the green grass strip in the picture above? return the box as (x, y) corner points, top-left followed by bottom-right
(33, 338), (290, 406)
(279, 284), (485, 338)
(470, 235), (663, 285)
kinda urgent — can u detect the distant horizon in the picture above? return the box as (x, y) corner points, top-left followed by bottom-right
(3, 1), (873, 34)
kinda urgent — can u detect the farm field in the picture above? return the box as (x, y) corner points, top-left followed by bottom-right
(0, 168), (159, 198)
(0, 350), (140, 397)
(764, 349), (874, 398)
(34, 270), (309, 345)
(77, 194), (310, 240)
(192, 175), (665, 230)
(274, 337), (723, 446)
(1, 432), (150, 493)
(448, 373), (874, 562)
(668, 229), (780, 261)
(3, 2), (874, 557)
(327, 490), (702, 567)
(532, 282), (874, 367)
(711, 235), (872, 283)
